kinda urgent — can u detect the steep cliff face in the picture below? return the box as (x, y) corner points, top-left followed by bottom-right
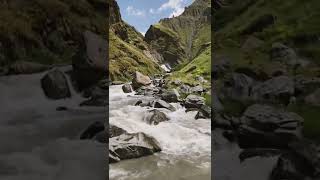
(145, 0), (211, 67)
(0, 0), (107, 68)
(109, 0), (162, 81)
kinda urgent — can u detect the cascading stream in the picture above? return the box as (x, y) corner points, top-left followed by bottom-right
(109, 85), (211, 180)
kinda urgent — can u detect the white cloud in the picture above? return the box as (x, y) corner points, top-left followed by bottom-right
(157, 0), (186, 18)
(126, 6), (146, 17)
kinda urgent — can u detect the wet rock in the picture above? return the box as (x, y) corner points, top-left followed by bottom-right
(136, 86), (160, 96)
(153, 99), (176, 111)
(132, 71), (152, 90)
(238, 104), (304, 149)
(41, 69), (71, 99)
(184, 95), (205, 108)
(109, 132), (161, 163)
(122, 83), (132, 93)
(145, 109), (169, 125)
(80, 121), (105, 140)
(160, 89), (180, 103)
(8, 61), (50, 74)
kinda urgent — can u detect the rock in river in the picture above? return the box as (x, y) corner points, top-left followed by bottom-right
(132, 71), (152, 90)
(41, 69), (71, 99)
(238, 104), (304, 149)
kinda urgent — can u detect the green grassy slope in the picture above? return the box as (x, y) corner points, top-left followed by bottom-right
(214, 0), (320, 140)
(0, 0), (107, 66)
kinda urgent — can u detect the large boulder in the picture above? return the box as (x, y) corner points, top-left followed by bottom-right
(184, 95), (206, 108)
(160, 89), (180, 103)
(41, 69), (71, 99)
(109, 131), (161, 163)
(144, 109), (169, 125)
(8, 61), (50, 74)
(132, 71), (152, 90)
(241, 36), (264, 52)
(195, 105), (211, 119)
(72, 31), (107, 89)
(238, 104), (304, 149)
(251, 76), (294, 104)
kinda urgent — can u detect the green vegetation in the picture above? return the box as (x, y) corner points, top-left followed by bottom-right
(109, 26), (161, 81)
(0, 0), (106, 66)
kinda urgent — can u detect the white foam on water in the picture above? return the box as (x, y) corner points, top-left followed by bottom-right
(109, 85), (211, 180)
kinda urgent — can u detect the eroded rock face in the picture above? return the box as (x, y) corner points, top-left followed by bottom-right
(41, 69), (71, 99)
(109, 128), (161, 163)
(132, 71), (152, 90)
(238, 104), (304, 149)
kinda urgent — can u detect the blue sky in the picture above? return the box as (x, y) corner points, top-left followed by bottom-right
(117, 0), (194, 36)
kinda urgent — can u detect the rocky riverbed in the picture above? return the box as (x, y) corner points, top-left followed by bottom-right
(108, 71), (212, 180)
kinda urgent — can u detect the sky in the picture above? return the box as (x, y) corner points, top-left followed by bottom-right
(117, 0), (194, 36)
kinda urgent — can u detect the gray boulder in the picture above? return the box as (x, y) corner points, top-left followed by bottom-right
(153, 99), (176, 111)
(238, 104), (304, 148)
(132, 71), (152, 90)
(184, 95), (205, 108)
(252, 76), (294, 104)
(271, 43), (299, 66)
(160, 89), (180, 103)
(109, 131), (161, 163)
(224, 73), (255, 101)
(41, 69), (71, 99)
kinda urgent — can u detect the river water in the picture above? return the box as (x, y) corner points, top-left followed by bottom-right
(109, 85), (211, 180)
(0, 66), (107, 180)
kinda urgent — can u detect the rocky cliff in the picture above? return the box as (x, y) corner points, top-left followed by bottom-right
(108, 0), (162, 81)
(145, 0), (211, 67)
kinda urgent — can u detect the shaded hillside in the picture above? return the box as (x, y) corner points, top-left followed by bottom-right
(109, 0), (162, 81)
(0, 0), (107, 69)
(145, 0), (211, 67)
(213, 0), (320, 140)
